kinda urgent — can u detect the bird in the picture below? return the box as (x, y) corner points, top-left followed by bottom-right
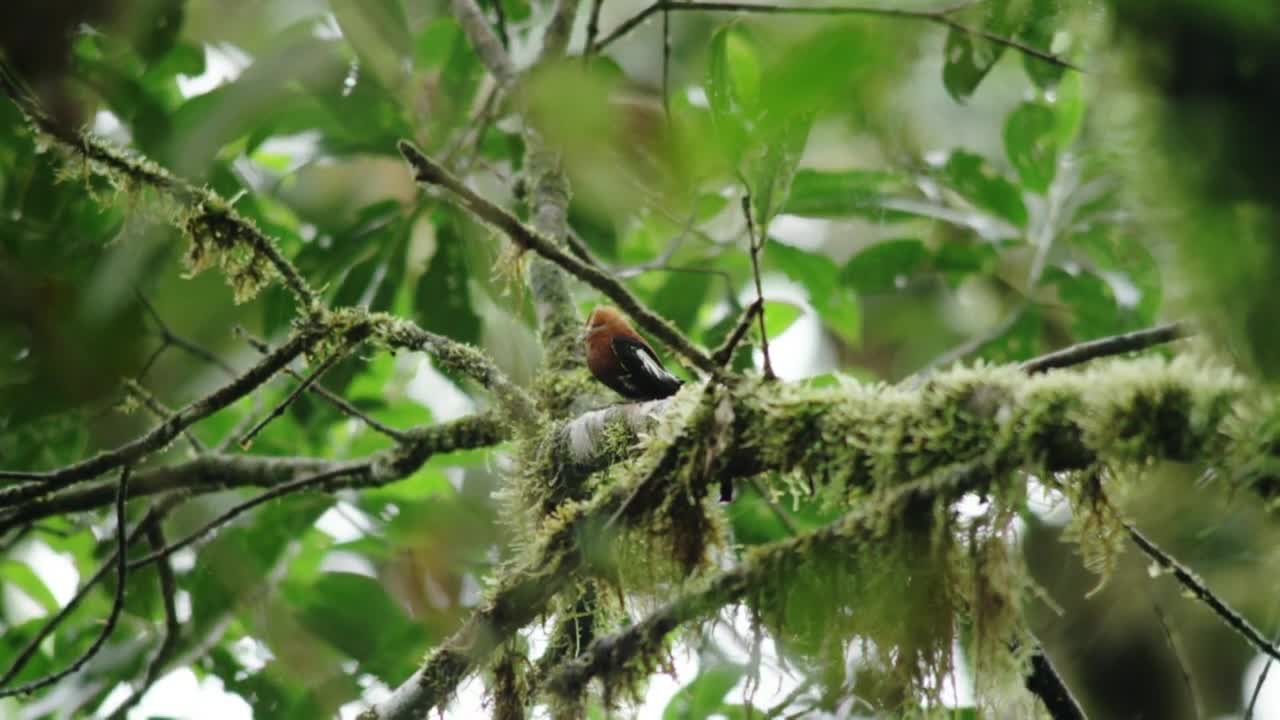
(584, 306), (683, 401)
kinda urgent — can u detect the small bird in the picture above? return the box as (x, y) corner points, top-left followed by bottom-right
(584, 306), (683, 401)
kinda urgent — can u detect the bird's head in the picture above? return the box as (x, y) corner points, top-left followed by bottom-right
(584, 305), (625, 342)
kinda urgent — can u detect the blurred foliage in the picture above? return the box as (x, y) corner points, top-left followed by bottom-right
(2, 0), (1280, 718)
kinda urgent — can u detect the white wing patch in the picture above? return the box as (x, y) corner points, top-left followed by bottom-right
(634, 347), (667, 379)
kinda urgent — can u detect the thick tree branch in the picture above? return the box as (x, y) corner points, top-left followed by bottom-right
(362, 356), (1253, 717)
(545, 468), (972, 698)
(397, 141), (720, 376)
(1024, 644), (1088, 720)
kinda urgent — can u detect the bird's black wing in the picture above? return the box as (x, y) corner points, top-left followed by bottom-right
(611, 336), (683, 400)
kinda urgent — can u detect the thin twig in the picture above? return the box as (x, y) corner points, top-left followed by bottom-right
(594, 1), (1083, 74)
(0, 502), (164, 689)
(1151, 598), (1202, 719)
(1246, 635), (1280, 720)
(0, 328), (326, 499)
(0, 467), (132, 698)
(662, 6), (672, 123)
(1125, 521), (1280, 664)
(398, 141), (720, 376)
(136, 291), (237, 377)
(585, 0), (607, 57)
(1022, 322), (1191, 374)
(490, 0), (510, 50)
(238, 335), (364, 449)
(712, 300), (762, 366)
(105, 523), (182, 720)
(127, 463), (372, 570)
(243, 334), (409, 441)
(740, 195), (774, 380)
(125, 381), (205, 454)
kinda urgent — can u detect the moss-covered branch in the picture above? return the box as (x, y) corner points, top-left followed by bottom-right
(363, 356), (1261, 718)
(0, 414), (506, 533)
(544, 468), (971, 699)
(0, 70), (319, 309)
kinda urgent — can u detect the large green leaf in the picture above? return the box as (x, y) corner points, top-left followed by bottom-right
(1004, 101), (1059, 194)
(290, 571), (428, 680)
(943, 151), (1028, 228)
(413, 209), (483, 346)
(841, 239), (930, 294)
(663, 664), (746, 720)
(781, 169), (914, 220)
(766, 240), (860, 345)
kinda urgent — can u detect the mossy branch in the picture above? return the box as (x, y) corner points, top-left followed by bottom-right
(364, 356), (1258, 718)
(0, 68), (319, 310)
(544, 468), (974, 699)
(0, 414), (507, 533)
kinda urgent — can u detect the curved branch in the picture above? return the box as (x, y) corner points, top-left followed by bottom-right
(0, 467), (132, 697)
(592, 1), (1083, 74)
(397, 142), (720, 376)
(0, 69), (318, 309)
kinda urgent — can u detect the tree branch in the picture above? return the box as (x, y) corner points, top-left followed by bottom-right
(1021, 322), (1191, 374)
(105, 522), (183, 720)
(592, 1), (1083, 74)
(545, 468), (974, 698)
(0, 467), (132, 697)
(362, 356), (1253, 717)
(0, 327), (328, 503)
(0, 68), (318, 309)
(397, 141), (720, 376)
(0, 414), (507, 532)
(1125, 521), (1280, 665)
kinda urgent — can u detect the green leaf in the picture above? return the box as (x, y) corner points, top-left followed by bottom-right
(781, 169), (913, 220)
(290, 571), (428, 679)
(942, 28), (999, 103)
(651, 271), (714, 334)
(1020, 0), (1067, 89)
(943, 151), (1028, 228)
(1053, 70), (1085, 146)
(663, 664), (746, 720)
(841, 239), (930, 294)
(746, 114), (813, 228)
(762, 300), (803, 338)
(1, 560), (60, 615)
(707, 24), (761, 163)
(1044, 266), (1120, 339)
(414, 209), (483, 345)
(1004, 101), (1058, 193)
(766, 241), (860, 344)
(330, 0), (413, 89)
